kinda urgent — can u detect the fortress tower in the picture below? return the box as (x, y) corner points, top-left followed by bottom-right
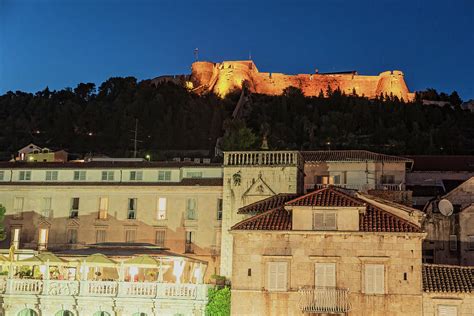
(188, 60), (415, 101)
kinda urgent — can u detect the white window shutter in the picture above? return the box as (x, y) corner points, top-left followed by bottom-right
(375, 265), (384, 294)
(313, 213), (324, 230)
(438, 305), (458, 316)
(315, 263), (336, 287)
(326, 263), (336, 287)
(325, 212), (337, 230)
(315, 263), (325, 287)
(276, 262), (287, 290)
(365, 265), (375, 293)
(267, 263), (277, 290)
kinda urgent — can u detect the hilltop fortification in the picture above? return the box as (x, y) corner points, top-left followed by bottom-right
(185, 60), (414, 101)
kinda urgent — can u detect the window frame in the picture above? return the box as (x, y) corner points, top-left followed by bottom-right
(96, 229), (107, 243)
(73, 170), (86, 181)
(130, 171), (143, 181)
(101, 171), (114, 181)
(186, 198), (197, 220)
(155, 230), (166, 247)
(266, 261), (288, 292)
(19, 171), (31, 181)
(157, 197), (167, 220)
(449, 234), (458, 252)
(127, 198), (137, 219)
(217, 198), (223, 221)
(45, 170), (58, 181)
(364, 263), (385, 295)
(70, 197), (80, 218)
(312, 211), (337, 230)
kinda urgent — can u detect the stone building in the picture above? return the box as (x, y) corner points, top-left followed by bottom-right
(422, 177), (474, 265)
(230, 186), (425, 316)
(0, 160), (223, 278)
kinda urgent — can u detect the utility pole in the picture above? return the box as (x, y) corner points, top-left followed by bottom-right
(130, 118), (142, 158)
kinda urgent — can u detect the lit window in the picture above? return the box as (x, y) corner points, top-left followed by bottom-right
(364, 264), (384, 294)
(313, 211), (337, 230)
(98, 197), (108, 219)
(186, 198), (197, 220)
(267, 262), (288, 291)
(157, 197), (167, 220)
(449, 235), (458, 251)
(158, 170), (171, 181)
(19, 171), (31, 181)
(128, 198), (137, 219)
(155, 230), (166, 247)
(45, 171), (58, 181)
(11, 228), (20, 249)
(73, 171), (86, 181)
(130, 171), (143, 181)
(101, 171), (114, 181)
(38, 228), (48, 250)
(70, 197), (79, 218)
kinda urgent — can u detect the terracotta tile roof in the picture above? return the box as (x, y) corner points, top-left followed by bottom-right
(238, 193), (299, 214)
(232, 187), (421, 233)
(232, 207), (291, 230)
(406, 155), (474, 172)
(302, 150), (412, 163)
(285, 186), (364, 207)
(360, 204), (421, 233)
(423, 264), (474, 293)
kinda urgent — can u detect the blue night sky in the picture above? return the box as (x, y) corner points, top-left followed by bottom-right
(1, 0), (473, 100)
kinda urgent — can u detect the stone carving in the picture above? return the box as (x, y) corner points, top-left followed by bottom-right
(48, 281), (79, 296)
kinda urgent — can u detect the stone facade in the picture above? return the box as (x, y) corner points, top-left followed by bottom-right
(422, 294), (474, 316)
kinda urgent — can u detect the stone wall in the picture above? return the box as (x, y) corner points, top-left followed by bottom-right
(190, 61), (414, 101)
(422, 293), (474, 316)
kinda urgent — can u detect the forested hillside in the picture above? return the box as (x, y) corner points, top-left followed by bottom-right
(0, 77), (472, 160)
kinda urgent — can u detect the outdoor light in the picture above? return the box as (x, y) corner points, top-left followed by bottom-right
(39, 265), (47, 274)
(145, 154), (151, 161)
(129, 266), (139, 280)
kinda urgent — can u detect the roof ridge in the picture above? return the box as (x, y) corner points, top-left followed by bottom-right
(231, 207), (286, 230)
(364, 203), (421, 232)
(423, 263), (474, 269)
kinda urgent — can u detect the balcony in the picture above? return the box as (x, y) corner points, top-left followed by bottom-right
(224, 151), (302, 167)
(305, 183), (405, 193)
(298, 287), (351, 314)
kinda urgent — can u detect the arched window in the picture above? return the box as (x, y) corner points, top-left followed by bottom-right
(17, 309), (38, 316)
(55, 311), (74, 316)
(93, 312), (110, 316)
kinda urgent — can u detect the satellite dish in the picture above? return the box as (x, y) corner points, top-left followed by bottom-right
(438, 199), (454, 216)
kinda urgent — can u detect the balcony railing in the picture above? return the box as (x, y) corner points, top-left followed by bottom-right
(224, 151), (302, 167)
(2, 278), (207, 301)
(305, 183), (405, 192)
(298, 287), (351, 314)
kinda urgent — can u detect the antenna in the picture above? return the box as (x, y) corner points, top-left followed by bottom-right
(194, 48), (199, 61)
(130, 118), (142, 158)
(438, 199), (454, 216)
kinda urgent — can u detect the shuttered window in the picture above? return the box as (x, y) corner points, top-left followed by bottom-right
(155, 230), (166, 247)
(449, 235), (458, 251)
(267, 262), (288, 291)
(315, 263), (336, 288)
(313, 212), (337, 230)
(364, 264), (384, 294)
(186, 198), (197, 220)
(98, 197), (108, 219)
(438, 305), (457, 316)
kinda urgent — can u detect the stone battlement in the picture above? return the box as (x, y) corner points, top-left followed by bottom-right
(188, 60), (414, 101)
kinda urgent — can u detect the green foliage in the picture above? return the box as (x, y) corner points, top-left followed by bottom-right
(220, 119), (258, 151)
(0, 204), (5, 241)
(206, 286), (231, 316)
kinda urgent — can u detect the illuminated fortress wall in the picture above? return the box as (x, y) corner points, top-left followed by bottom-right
(189, 60), (414, 101)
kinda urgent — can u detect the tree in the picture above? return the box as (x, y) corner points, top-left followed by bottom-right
(206, 287), (231, 316)
(220, 119), (257, 151)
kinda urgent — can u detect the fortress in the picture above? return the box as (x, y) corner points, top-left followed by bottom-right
(151, 60), (415, 101)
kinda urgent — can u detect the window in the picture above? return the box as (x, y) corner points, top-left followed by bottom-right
(469, 236), (474, 250)
(186, 198), (197, 220)
(332, 175), (341, 184)
(185, 231), (194, 253)
(158, 170), (171, 181)
(42, 197), (52, 218)
(155, 230), (166, 247)
(315, 175), (329, 185)
(364, 264), (384, 294)
(45, 171), (58, 181)
(70, 198), (79, 218)
(128, 198), (137, 219)
(449, 235), (457, 251)
(381, 175), (395, 184)
(67, 229), (78, 244)
(11, 228), (21, 249)
(13, 197), (24, 218)
(130, 171), (143, 181)
(38, 228), (48, 250)
(96, 230), (107, 243)
(267, 262), (288, 291)
(19, 171), (31, 181)
(217, 199), (223, 221)
(0, 171), (4, 180)
(313, 211), (337, 230)
(438, 305), (458, 316)
(98, 197), (108, 219)
(186, 171), (202, 178)
(157, 197), (167, 220)
(315, 263), (336, 287)
(73, 171), (86, 181)
(101, 171), (114, 181)
(125, 229), (136, 243)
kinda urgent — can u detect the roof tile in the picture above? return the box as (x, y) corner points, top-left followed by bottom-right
(423, 264), (474, 293)
(285, 186), (364, 207)
(238, 193), (299, 214)
(302, 150), (412, 163)
(232, 207), (291, 230)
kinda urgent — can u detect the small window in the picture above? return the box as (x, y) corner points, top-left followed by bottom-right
(186, 198), (197, 220)
(101, 171), (114, 181)
(158, 170), (171, 181)
(70, 198), (79, 218)
(438, 305), (458, 316)
(67, 229), (78, 244)
(13, 197), (24, 211)
(128, 198), (137, 219)
(267, 261), (288, 291)
(381, 175), (395, 184)
(364, 264), (384, 294)
(42, 197), (52, 218)
(0, 171), (5, 181)
(313, 211), (337, 230)
(332, 175), (341, 184)
(38, 228), (48, 250)
(315, 263), (336, 287)
(96, 230), (107, 243)
(45, 171), (58, 181)
(98, 197), (108, 219)
(19, 171), (31, 181)
(125, 229), (136, 243)
(186, 171), (203, 178)
(185, 231), (194, 253)
(449, 235), (458, 251)
(217, 199), (223, 221)
(130, 171), (143, 181)
(155, 230), (166, 247)
(73, 171), (86, 181)
(157, 197), (167, 220)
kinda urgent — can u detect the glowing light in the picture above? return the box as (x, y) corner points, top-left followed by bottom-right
(129, 266), (139, 281)
(39, 265), (47, 274)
